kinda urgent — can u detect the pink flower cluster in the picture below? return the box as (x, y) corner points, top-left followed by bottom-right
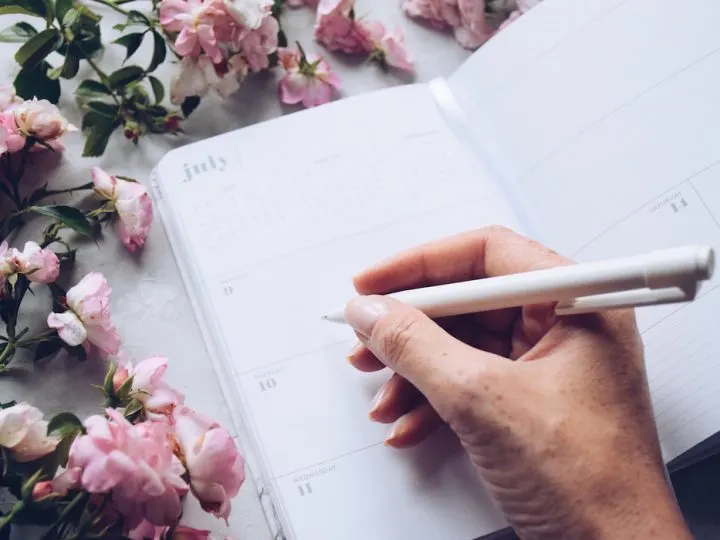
(402, 0), (537, 49)
(51, 357), (245, 537)
(159, 0), (280, 103)
(311, 0), (413, 71)
(0, 86), (77, 155)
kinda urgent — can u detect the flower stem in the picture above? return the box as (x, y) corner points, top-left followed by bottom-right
(86, 0), (131, 16)
(37, 182), (95, 201)
(17, 330), (55, 348)
(75, 44), (122, 107)
(0, 500), (25, 532)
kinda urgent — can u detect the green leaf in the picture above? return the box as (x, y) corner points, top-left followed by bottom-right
(46, 65), (63, 80)
(0, 343), (15, 368)
(108, 65), (144, 90)
(114, 32), (144, 62)
(47, 412), (84, 437)
(148, 75), (164, 104)
(82, 117), (119, 157)
(148, 31), (166, 73)
(87, 100), (118, 118)
(181, 95), (201, 117)
(0, 0), (48, 18)
(103, 362), (117, 397)
(14, 28), (63, 69)
(80, 110), (105, 132)
(55, 0), (73, 22)
(0, 22), (38, 43)
(29, 205), (94, 237)
(14, 61), (61, 103)
(75, 79), (111, 100)
(113, 9), (150, 31)
(60, 53), (80, 79)
(116, 375), (134, 402)
(34, 338), (63, 362)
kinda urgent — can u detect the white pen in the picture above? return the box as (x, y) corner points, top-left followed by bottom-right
(322, 245), (715, 323)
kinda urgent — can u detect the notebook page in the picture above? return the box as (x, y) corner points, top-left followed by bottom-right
(447, 0), (720, 460)
(156, 84), (522, 540)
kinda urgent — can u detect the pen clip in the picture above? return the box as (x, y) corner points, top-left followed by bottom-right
(555, 284), (699, 316)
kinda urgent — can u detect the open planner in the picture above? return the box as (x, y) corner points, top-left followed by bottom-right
(150, 0), (720, 537)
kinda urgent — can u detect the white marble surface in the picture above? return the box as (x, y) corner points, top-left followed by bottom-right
(0, 2), (473, 537)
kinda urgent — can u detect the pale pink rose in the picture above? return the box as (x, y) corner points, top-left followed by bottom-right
(159, 0), (226, 62)
(66, 409), (188, 529)
(8, 241), (60, 283)
(237, 15), (279, 71)
(92, 167), (154, 252)
(51, 466), (82, 495)
(170, 56), (246, 103)
(222, 0), (272, 29)
(125, 356), (186, 422)
(47, 272), (121, 356)
(364, 21), (413, 72)
(0, 85), (21, 111)
(0, 402), (59, 463)
(13, 98), (77, 141)
(0, 111), (27, 153)
(278, 48), (341, 108)
(314, 0), (373, 53)
(173, 406), (245, 520)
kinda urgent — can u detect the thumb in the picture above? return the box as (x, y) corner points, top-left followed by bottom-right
(344, 295), (499, 401)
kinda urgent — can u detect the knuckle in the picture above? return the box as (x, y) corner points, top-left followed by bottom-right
(376, 311), (420, 367)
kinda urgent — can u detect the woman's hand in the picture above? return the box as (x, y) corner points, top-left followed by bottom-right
(345, 226), (691, 539)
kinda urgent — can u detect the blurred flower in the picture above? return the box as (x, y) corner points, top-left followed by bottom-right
(91, 167), (154, 252)
(173, 406), (245, 520)
(12, 98), (77, 141)
(47, 272), (121, 356)
(314, 0), (373, 53)
(497, 8), (524, 31)
(31, 481), (54, 500)
(8, 241), (60, 284)
(0, 402), (58, 463)
(131, 521), (214, 539)
(65, 408), (188, 529)
(364, 21), (414, 72)
(278, 47), (341, 108)
(0, 111), (30, 153)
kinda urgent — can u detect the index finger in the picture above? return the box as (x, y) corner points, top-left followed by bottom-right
(353, 225), (572, 295)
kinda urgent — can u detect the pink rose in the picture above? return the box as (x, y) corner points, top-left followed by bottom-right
(364, 21), (414, 72)
(159, 0), (227, 62)
(12, 98), (77, 141)
(124, 356), (186, 422)
(0, 402), (58, 463)
(402, 0), (460, 29)
(8, 241), (60, 284)
(0, 111), (28, 153)
(66, 409), (188, 529)
(314, 0), (373, 53)
(173, 406), (245, 520)
(92, 167), (154, 252)
(47, 272), (121, 356)
(237, 15), (279, 71)
(278, 47), (341, 108)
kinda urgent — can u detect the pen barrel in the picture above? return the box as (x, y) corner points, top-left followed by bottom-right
(388, 246), (714, 318)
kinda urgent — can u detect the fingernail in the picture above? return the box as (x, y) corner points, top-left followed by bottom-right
(344, 296), (389, 337)
(346, 342), (364, 363)
(384, 418), (406, 447)
(369, 383), (388, 420)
